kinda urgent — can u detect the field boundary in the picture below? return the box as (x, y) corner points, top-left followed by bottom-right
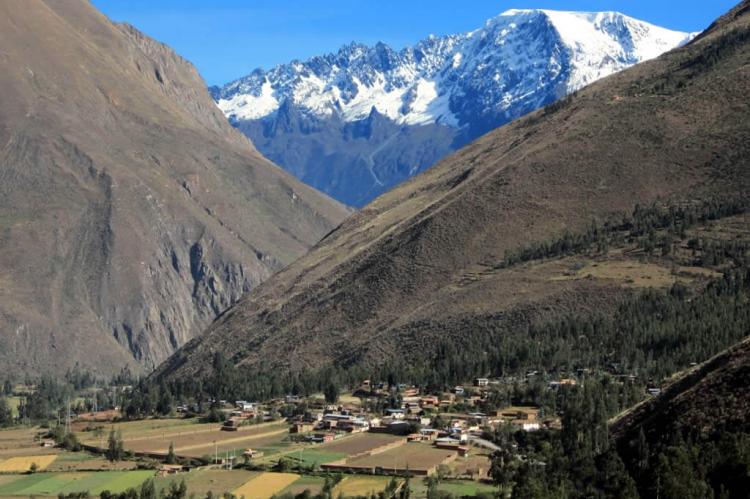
(346, 438), (407, 460)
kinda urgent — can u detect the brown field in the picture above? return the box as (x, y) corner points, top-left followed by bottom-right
(0, 427), (56, 460)
(552, 260), (681, 288)
(46, 453), (138, 472)
(448, 452), (492, 479)
(344, 443), (456, 472)
(120, 422), (289, 458)
(333, 476), (393, 497)
(74, 418), (205, 444)
(233, 472), (300, 499)
(155, 469), (258, 497)
(75, 419), (289, 459)
(319, 433), (403, 456)
(0, 454), (58, 472)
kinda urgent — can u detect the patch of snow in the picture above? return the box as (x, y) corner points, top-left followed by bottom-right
(217, 79), (278, 120)
(214, 9), (694, 127)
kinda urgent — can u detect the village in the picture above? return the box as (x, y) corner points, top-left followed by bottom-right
(0, 374), (579, 498)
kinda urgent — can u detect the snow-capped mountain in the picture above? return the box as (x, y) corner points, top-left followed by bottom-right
(213, 9), (695, 207)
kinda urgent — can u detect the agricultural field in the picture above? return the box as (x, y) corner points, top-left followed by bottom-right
(154, 469), (257, 497)
(410, 479), (497, 497)
(447, 451), (492, 480)
(0, 470), (153, 496)
(282, 448), (347, 467)
(77, 419), (289, 460)
(233, 472), (300, 499)
(0, 454), (57, 472)
(46, 451), (138, 472)
(333, 476), (393, 497)
(341, 443), (456, 473)
(319, 433), (403, 457)
(277, 475), (326, 496)
(0, 427), (53, 460)
(73, 417), (204, 445)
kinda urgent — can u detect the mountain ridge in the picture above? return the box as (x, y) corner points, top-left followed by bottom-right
(0, 0), (349, 375)
(212, 9), (695, 206)
(156, 2), (750, 382)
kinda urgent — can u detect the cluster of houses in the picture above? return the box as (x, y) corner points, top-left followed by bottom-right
(280, 378), (564, 458)
(221, 401), (259, 431)
(201, 376), (569, 466)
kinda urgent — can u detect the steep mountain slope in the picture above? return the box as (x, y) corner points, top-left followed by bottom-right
(0, 0), (349, 375)
(158, 0), (750, 382)
(609, 332), (750, 498)
(213, 10), (694, 206)
(611, 336), (750, 446)
(157, 1), (750, 382)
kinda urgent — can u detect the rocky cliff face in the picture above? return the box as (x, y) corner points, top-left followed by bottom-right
(214, 10), (695, 206)
(0, 0), (349, 375)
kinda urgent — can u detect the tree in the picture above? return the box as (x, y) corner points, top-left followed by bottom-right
(424, 475), (440, 499)
(166, 441), (177, 464)
(139, 479), (157, 499)
(654, 446), (713, 499)
(106, 428), (124, 462)
(203, 406), (224, 423)
(0, 398), (13, 427)
(595, 449), (639, 498)
(324, 380), (339, 404)
(399, 475), (411, 499)
(61, 432), (81, 452)
(2, 379), (12, 396)
(29, 462), (38, 474)
(157, 384), (173, 416)
(163, 480), (187, 499)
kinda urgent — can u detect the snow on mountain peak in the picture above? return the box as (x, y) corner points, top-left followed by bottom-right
(215, 9), (695, 127)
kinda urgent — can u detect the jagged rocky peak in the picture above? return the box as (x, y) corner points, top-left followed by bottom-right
(214, 9), (695, 207)
(215, 9), (694, 127)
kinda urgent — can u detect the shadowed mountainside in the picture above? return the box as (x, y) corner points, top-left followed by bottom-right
(611, 335), (750, 447)
(0, 0), (349, 375)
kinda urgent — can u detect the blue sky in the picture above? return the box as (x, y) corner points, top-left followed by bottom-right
(93, 1), (737, 86)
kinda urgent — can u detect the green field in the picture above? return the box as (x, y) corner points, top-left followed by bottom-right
(0, 470), (154, 496)
(278, 475), (326, 496)
(410, 479), (497, 497)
